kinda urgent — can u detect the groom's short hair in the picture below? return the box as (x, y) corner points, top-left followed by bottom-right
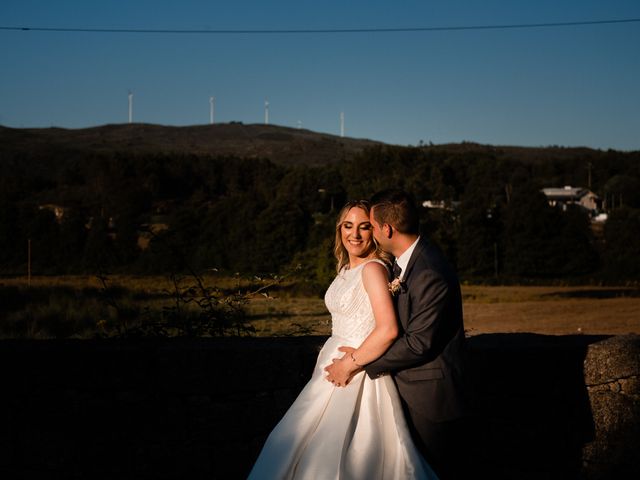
(370, 189), (419, 235)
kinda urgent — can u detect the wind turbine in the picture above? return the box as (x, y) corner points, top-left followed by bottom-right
(340, 111), (345, 138)
(128, 91), (133, 124)
(265, 100), (269, 125)
(209, 96), (215, 125)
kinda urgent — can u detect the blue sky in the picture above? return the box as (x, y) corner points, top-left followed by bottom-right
(1, 1), (639, 150)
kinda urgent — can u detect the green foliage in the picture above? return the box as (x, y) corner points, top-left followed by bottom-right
(27, 208), (62, 272)
(457, 203), (501, 278)
(94, 271), (259, 338)
(604, 175), (640, 208)
(58, 208), (88, 273)
(0, 285), (118, 339)
(503, 185), (562, 277)
(1, 132), (639, 283)
(0, 195), (22, 269)
(82, 216), (114, 271)
(288, 235), (336, 296)
(556, 205), (599, 276)
(502, 186), (597, 278)
(602, 207), (640, 280)
(254, 198), (311, 272)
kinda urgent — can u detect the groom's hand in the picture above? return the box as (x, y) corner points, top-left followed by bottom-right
(324, 346), (361, 387)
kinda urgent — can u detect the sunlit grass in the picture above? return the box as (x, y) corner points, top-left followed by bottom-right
(1, 275), (639, 338)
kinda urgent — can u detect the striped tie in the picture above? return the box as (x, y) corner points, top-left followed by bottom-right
(392, 261), (402, 278)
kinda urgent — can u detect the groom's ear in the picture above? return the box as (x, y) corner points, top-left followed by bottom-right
(383, 223), (393, 239)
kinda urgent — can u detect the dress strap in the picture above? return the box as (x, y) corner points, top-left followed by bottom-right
(360, 258), (392, 273)
(341, 258), (390, 275)
(363, 258), (388, 267)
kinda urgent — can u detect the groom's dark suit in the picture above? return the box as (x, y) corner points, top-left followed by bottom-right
(365, 238), (468, 478)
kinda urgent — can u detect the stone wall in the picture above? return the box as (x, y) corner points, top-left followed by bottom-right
(0, 334), (638, 479)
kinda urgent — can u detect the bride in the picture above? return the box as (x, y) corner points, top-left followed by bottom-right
(248, 200), (437, 479)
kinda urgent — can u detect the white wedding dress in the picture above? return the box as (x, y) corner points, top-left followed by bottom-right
(248, 260), (437, 479)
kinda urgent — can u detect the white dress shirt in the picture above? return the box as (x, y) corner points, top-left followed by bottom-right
(394, 236), (420, 280)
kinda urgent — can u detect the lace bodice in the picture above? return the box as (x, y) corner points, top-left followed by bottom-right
(324, 259), (387, 343)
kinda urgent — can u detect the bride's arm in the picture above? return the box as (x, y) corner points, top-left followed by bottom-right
(349, 261), (398, 366)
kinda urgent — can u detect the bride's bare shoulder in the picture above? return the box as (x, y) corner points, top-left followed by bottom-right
(362, 260), (390, 279)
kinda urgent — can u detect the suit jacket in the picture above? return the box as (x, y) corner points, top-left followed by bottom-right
(365, 238), (468, 422)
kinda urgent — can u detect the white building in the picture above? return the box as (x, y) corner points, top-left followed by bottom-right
(541, 186), (600, 213)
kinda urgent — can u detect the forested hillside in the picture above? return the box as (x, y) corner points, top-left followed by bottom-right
(0, 123), (380, 166)
(1, 123), (639, 286)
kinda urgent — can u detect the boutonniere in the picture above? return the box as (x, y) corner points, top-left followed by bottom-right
(388, 277), (405, 296)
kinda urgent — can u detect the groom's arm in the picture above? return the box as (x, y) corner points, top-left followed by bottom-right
(364, 268), (450, 379)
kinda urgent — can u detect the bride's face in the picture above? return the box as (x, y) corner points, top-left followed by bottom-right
(340, 207), (375, 260)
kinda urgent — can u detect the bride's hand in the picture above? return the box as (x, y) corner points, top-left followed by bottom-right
(338, 346), (356, 358)
(324, 346), (361, 387)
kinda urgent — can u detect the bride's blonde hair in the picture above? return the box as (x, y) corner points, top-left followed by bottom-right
(333, 200), (392, 273)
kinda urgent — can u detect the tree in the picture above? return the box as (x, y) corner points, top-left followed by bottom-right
(602, 207), (640, 280)
(26, 207), (61, 273)
(503, 185), (599, 278)
(604, 175), (640, 209)
(502, 185), (565, 278)
(58, 207), (88, 273)
(194, 193), (262, 273)
(457, 202), (502, 278)
(254, 197), (311, 273)
(556, 205), (599, 276)
(0, 196), (21, 271)
(83, 216), (114, 272)
(456, 159), (510, 278)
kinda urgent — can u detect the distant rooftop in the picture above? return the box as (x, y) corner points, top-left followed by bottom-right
(541, 185), (600, 213)
(541, 186), (589, 200)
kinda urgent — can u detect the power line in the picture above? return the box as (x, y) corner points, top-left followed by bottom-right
(1, 18), (639, 35)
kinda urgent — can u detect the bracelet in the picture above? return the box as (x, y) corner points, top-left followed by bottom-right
(350, 352), (362, 367)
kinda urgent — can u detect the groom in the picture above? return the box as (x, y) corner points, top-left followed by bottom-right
(326, 189), (469, 479)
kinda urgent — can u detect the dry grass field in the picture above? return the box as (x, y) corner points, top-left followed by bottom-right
(1, 275), (638, 338)
(247, 284), (640, 337)
(461, 285), (639, 336)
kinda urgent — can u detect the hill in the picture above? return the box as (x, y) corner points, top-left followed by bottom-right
(2, 123), (633, 170)
(0, 123), (383, 166)
(425, 142), (604, 163)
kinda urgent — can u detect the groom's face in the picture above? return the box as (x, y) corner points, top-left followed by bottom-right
(369, 207), (386, 247)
